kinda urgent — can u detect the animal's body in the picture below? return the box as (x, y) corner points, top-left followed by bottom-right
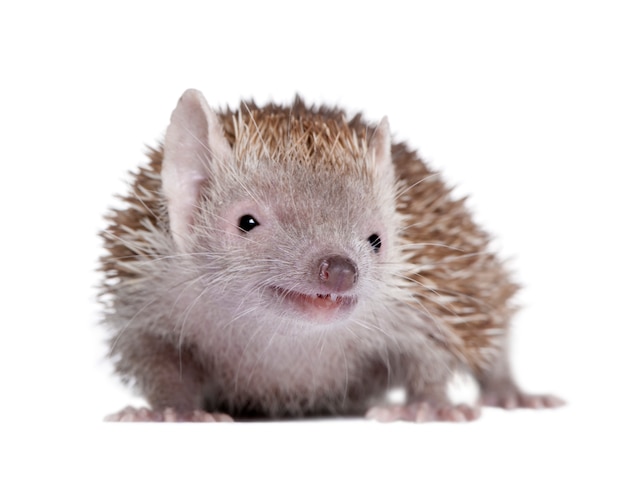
(101, 89), (563, 422)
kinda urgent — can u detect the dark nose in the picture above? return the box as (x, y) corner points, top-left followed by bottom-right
(318, 255), (358, 292)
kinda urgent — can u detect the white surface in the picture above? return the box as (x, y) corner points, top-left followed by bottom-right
(1, 1), (624, 478)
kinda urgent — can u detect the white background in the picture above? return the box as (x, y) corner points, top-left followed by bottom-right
(2, 1), (624, 478)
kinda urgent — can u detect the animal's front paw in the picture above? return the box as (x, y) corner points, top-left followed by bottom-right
(105, 406), (234, 422)
(366, 402), (481, 423)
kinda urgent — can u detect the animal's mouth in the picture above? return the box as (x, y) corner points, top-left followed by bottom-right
(271, 287), (357, 321)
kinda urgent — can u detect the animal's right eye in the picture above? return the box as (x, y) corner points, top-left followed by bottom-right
(238, 214), (260, 233)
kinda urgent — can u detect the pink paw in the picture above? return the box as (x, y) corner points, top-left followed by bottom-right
(481, 391), (565, 410)
(366, 402), (481, 423)
(105, 406), (234, 422)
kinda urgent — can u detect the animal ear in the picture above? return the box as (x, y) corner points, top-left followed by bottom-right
(162, 89), (233, 250)
(369, 116), (392, 173)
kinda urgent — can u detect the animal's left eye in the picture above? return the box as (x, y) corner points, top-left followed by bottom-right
(238, 214), (260, 233)
(367, 234), (382, 253)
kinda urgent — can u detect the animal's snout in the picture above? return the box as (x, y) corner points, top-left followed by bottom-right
(318, 255), (358, 292)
